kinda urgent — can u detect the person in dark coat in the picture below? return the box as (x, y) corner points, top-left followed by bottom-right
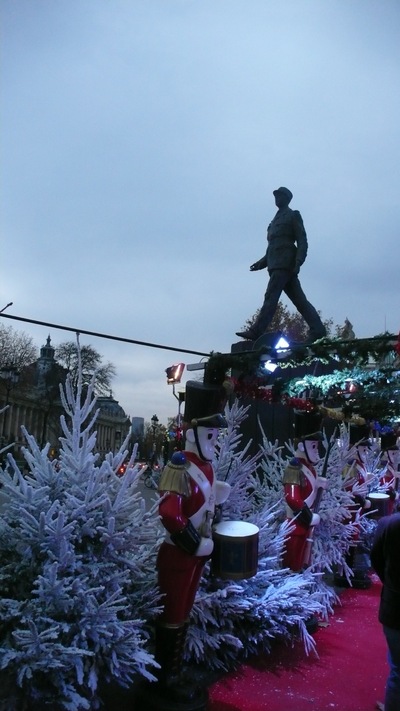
(236, 187), (326, 343)
(370, 512), (400, 711)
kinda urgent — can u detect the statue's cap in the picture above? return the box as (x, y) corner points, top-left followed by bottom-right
(273, 187), (293, 201)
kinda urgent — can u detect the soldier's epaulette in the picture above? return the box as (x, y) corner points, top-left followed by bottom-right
(342, 462), (355, 480)
(283, 457), (302, 485)
(158, 457), (191, 496)
(319, 405), (366, 426)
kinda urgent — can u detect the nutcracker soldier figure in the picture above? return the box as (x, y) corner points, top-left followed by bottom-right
(350, 425), (372, 481)
(146, 379), (231, 711)
(379, 431), (400, 515)
(282, 411), (327, 572)
(335, 423), (372, 588)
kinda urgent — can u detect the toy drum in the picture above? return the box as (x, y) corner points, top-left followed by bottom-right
(368, 492), (390, 519)
(211, 520), (259, 580)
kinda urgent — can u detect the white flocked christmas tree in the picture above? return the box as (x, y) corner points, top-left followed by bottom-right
(188, 400), (380, 671)
(0, 345), (161, 710)
(0, 346), (382, 709)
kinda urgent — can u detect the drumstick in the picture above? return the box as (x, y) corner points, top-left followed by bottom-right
(302, 429), (336, 569)
(313, 427), (337, 514)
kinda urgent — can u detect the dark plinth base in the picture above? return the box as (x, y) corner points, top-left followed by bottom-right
(334, 546), (372, 591)
(305, 614), (319, 635)
(98, 678), (136, 710)
(351, 574), (372, 590)
(334, 573), (372, 590)
(134, 681), (209, 711)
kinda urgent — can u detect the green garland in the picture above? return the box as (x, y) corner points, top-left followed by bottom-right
(284, 367), (400, 428)
(206, 333), (400, 430)
(208, 332), (399, 375)
(284, 367), (398, 397)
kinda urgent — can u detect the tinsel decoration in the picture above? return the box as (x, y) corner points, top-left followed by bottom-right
(231, 377), (316, 412)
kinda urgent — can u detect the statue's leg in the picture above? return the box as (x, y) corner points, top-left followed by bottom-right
(284, 276), (326, 341)
(253, 269), (289, 334)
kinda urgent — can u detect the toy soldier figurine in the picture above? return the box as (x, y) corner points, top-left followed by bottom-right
(335, 423), (372, 588)
(151, 380), (231, 711)
(282, 411), (327, 572)
(236, 187), (326, 343)
(350, 426), (373, 483)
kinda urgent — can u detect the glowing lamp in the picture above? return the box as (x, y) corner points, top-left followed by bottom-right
(165, 363), (185, 384)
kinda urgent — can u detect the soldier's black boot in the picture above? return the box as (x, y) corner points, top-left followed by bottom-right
(155, 623), (193, 697)
(135, 622), (208, 711)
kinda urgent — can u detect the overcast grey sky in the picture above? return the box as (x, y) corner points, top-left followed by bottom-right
(1, 0), (399, 426)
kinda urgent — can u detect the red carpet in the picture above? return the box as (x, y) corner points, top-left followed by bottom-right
(208, 576), (387, 711)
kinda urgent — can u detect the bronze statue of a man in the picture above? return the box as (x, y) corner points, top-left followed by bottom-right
(236, 187), (326, 343)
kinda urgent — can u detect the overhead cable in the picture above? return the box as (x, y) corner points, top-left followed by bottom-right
(0, 312), (210, 358)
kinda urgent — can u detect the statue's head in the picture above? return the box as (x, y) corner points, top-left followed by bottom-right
(273, 186), (293, 207)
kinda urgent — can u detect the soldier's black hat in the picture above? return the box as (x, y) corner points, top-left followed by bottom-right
(349, 423), (370, 447)
(183, 380), (228, 429)
(294, 410), (323, 441)
(380, 431), (399, 451)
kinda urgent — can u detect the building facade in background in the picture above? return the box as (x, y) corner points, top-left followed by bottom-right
(0, 337), (131, 466)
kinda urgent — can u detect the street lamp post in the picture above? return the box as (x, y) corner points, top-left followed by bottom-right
(165, 363), (185, 450)
(150, 414), (159, 465)
(0, 367), (19, 450)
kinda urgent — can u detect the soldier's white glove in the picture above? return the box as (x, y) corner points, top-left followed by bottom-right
(215, 481), (231, 505)
(311, 513), (321, 526)
(315, 477), (328, 490)
(196, 537), (214, 557)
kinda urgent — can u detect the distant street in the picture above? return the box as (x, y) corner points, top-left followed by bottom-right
(135, 467), (161, 512)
